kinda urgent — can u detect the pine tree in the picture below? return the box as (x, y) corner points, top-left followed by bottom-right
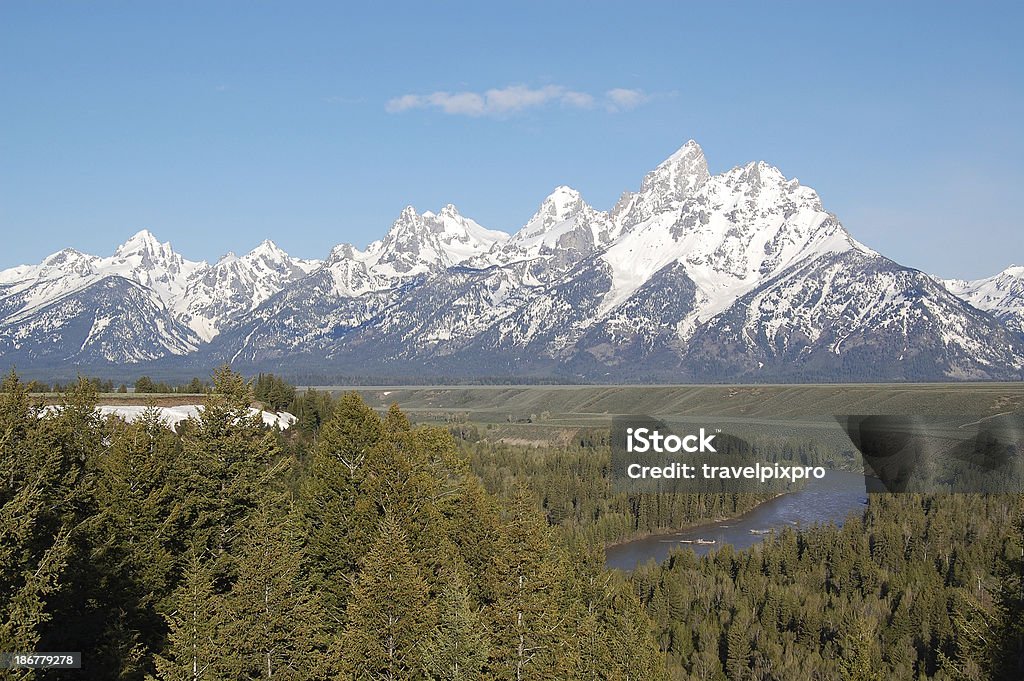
(14, 377), (108, 673)
(725, 613), (753, 680)
(991, 494), (1024, 679)
(363, 419), (453, 577)
(421, 565), (489, 681)
(572, 558), (666, 681)
(97, 411), (179, 599)
(218, 500), (333, 680)
(838, 617), (884, 681)
(488, 486), (565, 681)
(344, 516), (435, 680)
(175, 366), (280, 589)
(0, 371), (72, 660)
(87, 411), (181, 678)
(446, 475), (504, 604)
(298, 392), (383, 617)
(152, 549), (225, 681)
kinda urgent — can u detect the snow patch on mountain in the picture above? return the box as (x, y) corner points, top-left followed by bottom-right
(599, 158), (870, 341)
(360, 204), (508, 277)
(944, 266), (1024, 334)
(0, 231), (320, 343)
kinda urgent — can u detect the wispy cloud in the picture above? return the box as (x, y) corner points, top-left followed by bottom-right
(386, 84), (648, 117)
(561, 91), (596, 109)
(605, 88), (649, 112)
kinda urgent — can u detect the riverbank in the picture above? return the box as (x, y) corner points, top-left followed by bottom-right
(601, 491), (787, 550)
(605, 470), (871, 571)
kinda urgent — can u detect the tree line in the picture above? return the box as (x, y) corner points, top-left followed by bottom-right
(3, 374), (1020, 679)
(630, 492), (1023, 679)
(0, 369), (663, 680)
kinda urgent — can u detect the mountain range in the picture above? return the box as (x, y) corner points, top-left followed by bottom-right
(2, 140), (1022, 382)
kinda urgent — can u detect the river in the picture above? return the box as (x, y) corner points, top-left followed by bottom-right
(605, 470), (876, 571)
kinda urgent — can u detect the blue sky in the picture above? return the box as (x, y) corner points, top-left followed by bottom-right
(2, 1), (1021, 279)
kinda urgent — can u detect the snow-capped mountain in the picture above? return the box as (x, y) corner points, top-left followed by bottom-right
(0, 231), (319, 361)
(610, 139), (710, 229)
(2, 140), (1021, 381)
(944, 266), (1024, 335)
(303, 204), (510, 299)
(363, 204), (508, 277)
(0, 276), (198, 364)
(176, 240), (320, 341)
(489, 186), (618, 276)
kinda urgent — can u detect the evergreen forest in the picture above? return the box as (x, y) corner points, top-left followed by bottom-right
(1, 371), (1021, 680)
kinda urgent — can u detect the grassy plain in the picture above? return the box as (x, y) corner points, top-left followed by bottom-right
(306, 382), (1024, 446)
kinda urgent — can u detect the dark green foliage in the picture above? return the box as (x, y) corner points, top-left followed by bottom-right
(297, 392), (384, 615)
(129, 376), (209, 394)
(253, 373), (296, 412)
(152, 548), (225, 681)
(217, 501), (332, 680)
(0, 371), (72, 664)
(134, 376), (159, 394)
(4, 371), (1016, 680)
(174, 367), (281, 589)
(344, 516), (435, 679)
(0, 374), (667, 679)
(461, 438), (822, 546)
(487, 487), (567, 680)
(420, 565), (489, 680)
(632, 493), (1022, 679)
(990, 494), (1024, 680)
(290, 387), (334, 434)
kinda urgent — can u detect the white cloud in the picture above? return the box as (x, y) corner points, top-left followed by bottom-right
(484, 84), (563, 114)
(385, 93), (429, 113)
(605, 88), (649, 112)
(387, 84), (642, 118)
(428, 91), (487, 116)
(560, 90), (596, 109)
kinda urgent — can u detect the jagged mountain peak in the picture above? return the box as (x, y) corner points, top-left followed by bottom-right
(327, 243), (363, 262)
(542, 185), (584, 209)
(114, 228), (170, 257)
(41, 247), (87, 265)
(2, 139), (1021, 379)
(492, 186), (615, 274)
(120, 227), (158, 243)
(1002, 264), (1024, 276)
(599, 157), (861, 334)
(245, 239), (290, 262)
(364, 204), (507, 274)
(38, 247), (98, 275)
(944, 265), (1024, 334)
(726, 159), (785, 186)
(215, 239), (306, 271)
(436, 203), (462, 219)
(613, 140), (710, 230)
(519, 186), (589, 235)
(714, 159), (823, 213)
(642, 139), (709, 193)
